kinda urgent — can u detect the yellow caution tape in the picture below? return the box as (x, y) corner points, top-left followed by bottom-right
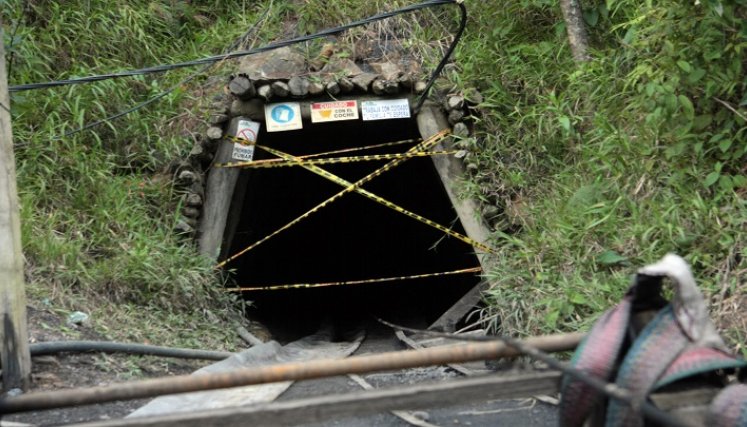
(216, 129), (452, 269)
(225, 266), (482, 292)
(258, 144), (496, 254)
(216, 136), (420, 169)
(215, 150), (457, 169)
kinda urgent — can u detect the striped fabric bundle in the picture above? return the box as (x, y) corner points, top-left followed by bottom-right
(559, 254), (747, 427)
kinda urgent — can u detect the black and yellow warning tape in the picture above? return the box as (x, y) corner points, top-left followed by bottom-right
(216, 130), (451, 269)
(215, 150), (457, 169)
(219, 135), (419, 165)
(225, 266), (482, 292)
(258, 144), (495, 253)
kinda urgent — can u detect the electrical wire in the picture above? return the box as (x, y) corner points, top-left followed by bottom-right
(30, 341), (231, 360)
(58, 1), (274, 138)
(9, 0), (456, 93)
(42, 0), (461, 138)
(413, 1), (467, 113)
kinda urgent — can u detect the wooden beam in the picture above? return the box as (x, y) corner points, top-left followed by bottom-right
(0, 333), (583, 414)
(0, 21), (31, 391)
(69, 372), (562, 427)
(416, 102), (494, 331)
(197, 118), (245, 260)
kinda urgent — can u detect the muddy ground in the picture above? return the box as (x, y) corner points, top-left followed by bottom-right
(3, 308), (559, 426)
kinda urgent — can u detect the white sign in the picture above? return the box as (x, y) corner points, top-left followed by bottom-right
(232, 119), (260, 161)
(361, 99), (411, 121)
(265, 102), (303, 132)
(310, 100), (359, 123)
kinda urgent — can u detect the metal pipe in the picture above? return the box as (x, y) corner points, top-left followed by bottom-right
(0, 332), (584, 414)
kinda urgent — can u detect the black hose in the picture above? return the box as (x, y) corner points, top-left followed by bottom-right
(30, 341), (232, 361)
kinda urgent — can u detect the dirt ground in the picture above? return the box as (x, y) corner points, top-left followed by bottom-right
(3, 306), (214, 426)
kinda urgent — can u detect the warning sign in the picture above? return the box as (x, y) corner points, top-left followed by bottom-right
(361, 99), (411, 121)
(232, 119), (260, 161)
(265, 102), (303, 132)
(310, 100), (359, 123)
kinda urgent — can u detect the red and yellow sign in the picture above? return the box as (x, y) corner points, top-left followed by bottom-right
(310, 100), (359, 123)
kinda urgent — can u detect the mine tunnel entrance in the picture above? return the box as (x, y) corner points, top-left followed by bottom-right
(225, 118), (482, 341)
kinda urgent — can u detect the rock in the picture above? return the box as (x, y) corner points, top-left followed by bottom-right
(398, 74), (414, 89)
(206, 126), (223, 140)
(230, 99), (264, 120)
(338, 77), (354, 93)
(208, 113), (230, 125)
(414, 80), (428, 94)
(309, 42), (337, 71)
(320, 58), (363, 77)
(308, 81), (324, 96)
(239, 46), (307, 82)
(257, 84), (273, 102)
(210, 101), (230, 114)
(464, 88), (484, 105)
(370, 61), (402, 80)
(411, 411), (430, 422)
(288, 76), (309, 97)
(371, 79), (386, 95)
(182, 207), (201, 219)
(446, 95), (465, 111)
(384, 80), (399, 94)
(177, 170), (198, 186)
(325, 80), (340, 96)
(174, 220), (194, 235)
(352, 73), (377, 92)
(185, 193), (203, 207)
(271, 81), (290, 97)
(182, 215), (198, 228)
(452, 122), (470, 138)
(448, 109), (465, 125)
(67, 311), (89, 326)
(228, 74), (256, 100)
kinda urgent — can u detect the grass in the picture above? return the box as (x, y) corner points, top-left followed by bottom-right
(2, 0), (276, 349)
(2, 0), (745, 355)
(450, 0), (746, 353)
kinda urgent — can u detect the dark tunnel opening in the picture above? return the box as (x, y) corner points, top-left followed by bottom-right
(224, 117), (482, 341)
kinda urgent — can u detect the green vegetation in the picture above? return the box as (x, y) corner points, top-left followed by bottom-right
(453, 0), (746, 350)
(2, 0), (745, 353)
(1, 0), (277, 348)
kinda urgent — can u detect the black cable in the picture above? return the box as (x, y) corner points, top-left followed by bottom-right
(377, 318), (697, 427)
(413, 1), (467, 113)
(9, 0), (456, 93)
(58, 1), (274, 138)
(30, 341), (232, 360)
(57, 0), (460, 138)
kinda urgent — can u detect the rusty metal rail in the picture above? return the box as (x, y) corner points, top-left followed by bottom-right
(0, 332), (584, 414)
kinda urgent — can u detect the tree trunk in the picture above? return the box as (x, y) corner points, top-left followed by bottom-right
(559, 0), (591, 61)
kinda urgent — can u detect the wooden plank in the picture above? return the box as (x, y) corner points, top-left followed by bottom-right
(197, 118), (244, 260)
(70, 372), (562, 427)
(416, 102), (494, 332)
(0, 21), (31, 391)
(0, 333), (583, 414)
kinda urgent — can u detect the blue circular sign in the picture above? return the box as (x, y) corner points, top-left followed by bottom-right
(271, 105), (295, 123)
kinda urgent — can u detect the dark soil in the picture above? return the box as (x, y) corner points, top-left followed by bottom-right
(3, 306), (212, 426)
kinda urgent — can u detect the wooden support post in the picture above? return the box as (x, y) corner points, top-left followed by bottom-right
(0, 22), (32, 391)
(198, 118), (246, 261)
(416, 102), (494, 332)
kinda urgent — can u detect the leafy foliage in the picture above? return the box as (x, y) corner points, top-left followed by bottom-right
(455, 0), (746, 347)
